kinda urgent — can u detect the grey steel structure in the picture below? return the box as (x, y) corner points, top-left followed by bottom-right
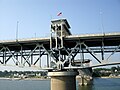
(0, 19), (120, 89)
(0, 19), (120, 70)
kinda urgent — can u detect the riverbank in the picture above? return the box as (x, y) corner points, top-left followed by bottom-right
(1, 76), (120, 81)
(95, 76), (120, 78)
(0, 77), (50, 80)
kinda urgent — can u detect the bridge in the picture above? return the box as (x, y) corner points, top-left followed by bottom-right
(0, 19), (120, 90)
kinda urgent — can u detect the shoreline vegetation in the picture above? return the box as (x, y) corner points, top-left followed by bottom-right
(0, 66), (120, 80)
(0, 76), (120, 81)
(0, 77), (50, 80)
(100, 76), (120, 78)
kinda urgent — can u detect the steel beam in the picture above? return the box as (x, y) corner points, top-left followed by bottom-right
(23, 44), (42, 66)
(106, 44), (120, 61)
(83, 43), (101, 63)
(6, 47), (20, 65)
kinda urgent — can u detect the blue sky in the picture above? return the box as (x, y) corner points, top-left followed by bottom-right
(0, 0), (120, 70)
(0, 0), (120, 40)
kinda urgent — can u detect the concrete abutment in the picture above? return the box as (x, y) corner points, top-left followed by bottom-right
(48, 71), (78, 90)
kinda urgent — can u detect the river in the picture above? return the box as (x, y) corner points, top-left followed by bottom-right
(0, 78), (120, 90)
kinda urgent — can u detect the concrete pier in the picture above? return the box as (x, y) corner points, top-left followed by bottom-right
(48, 71), (78, 90)
(77, 68), (93, 85)
(76, 75), (93, 85)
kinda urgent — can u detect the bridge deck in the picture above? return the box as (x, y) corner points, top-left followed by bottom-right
(65, 32), (120, 47)
(0, 32), (120, 50)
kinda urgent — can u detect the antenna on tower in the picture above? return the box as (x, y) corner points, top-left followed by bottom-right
(16, 21), (19, 41)
(100, 9), (105, 60)
(100, 9), (104, 34)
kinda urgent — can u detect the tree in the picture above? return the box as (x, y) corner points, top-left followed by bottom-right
(111, 67), (117, 73)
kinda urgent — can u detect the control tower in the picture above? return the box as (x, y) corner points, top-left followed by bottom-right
(50, 19), (71, 49)
(48, 19), (78, 90)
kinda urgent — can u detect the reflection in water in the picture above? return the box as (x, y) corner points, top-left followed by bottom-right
(77, 78), (120, 90)
(77, 78), (93, 90)
(78, 85), (92, 90)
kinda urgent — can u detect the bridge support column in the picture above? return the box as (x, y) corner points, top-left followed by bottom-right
(77, 75), (93, 85)
(48, 71), (78, 90)
(77, 68), (93, 86)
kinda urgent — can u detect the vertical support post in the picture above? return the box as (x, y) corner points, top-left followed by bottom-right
(50, 28), (52, 49)
(101, 46), (104, 60)
(31, 53), (33, 65)
(47, 54), (49, 67)
(39, 46), (41, 68)
(55, 28), (58, 49)
(59, 49), (61, 61)
(61, 23), (63, 48)
(101, 38), (104, 60)
(49, 54), (51, 68)
(82, 49), (84, 62)
(80, 42), (83, 66)
(64, 55), (66, 60)
(3, 51), (4, 65)
(16, 52), (18, 65)
(21, 46), (23, 66)
(3, 48), (6, 65)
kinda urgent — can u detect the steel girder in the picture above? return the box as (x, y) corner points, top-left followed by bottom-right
(0, 44), (50, 68)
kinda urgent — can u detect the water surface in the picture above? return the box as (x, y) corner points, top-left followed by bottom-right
(0, 78), (120, 90)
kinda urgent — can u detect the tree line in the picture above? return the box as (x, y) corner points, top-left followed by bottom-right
(0, 70), (47, 78)
(93, 66), (120, 77)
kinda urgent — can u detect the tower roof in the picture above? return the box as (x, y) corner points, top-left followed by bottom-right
(51, 19), (72, 35)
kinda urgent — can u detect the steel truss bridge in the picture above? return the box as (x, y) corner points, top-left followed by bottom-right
(0, 19), (120, 71)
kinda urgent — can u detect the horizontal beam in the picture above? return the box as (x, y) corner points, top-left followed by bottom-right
(0, 32), (119, 50)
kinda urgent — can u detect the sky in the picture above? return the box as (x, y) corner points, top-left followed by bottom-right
(0, 0), (120, 40)
(0, 0), (120, 70)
